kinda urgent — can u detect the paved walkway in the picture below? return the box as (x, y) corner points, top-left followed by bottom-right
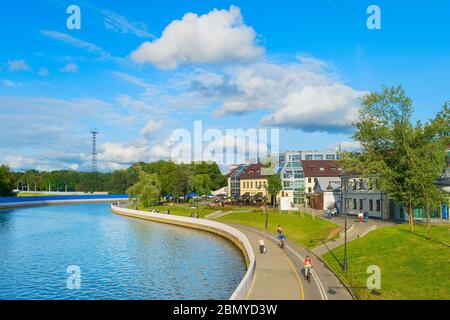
(229, 224), (353, 300)
(204, 210), (233, 219)
(302, 207), (396, 256)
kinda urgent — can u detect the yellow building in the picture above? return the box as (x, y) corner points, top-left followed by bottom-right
(239, 164), (268, 198)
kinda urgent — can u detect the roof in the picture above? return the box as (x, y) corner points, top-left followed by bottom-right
(239, 163), (267, 180)
(301, 160), (342, 177)
(314, 177), (341, 192)
(225, 164), (246, 178)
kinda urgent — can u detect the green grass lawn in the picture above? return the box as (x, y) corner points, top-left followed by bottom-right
(137, 203), (222, 218)
(322, 224), (450, 300)
(216, 209), (341, 248)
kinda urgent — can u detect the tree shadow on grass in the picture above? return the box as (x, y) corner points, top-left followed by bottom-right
(397, 228), (450, 248)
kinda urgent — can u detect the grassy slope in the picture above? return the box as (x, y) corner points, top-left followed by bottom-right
(141, 203), (220, 218)
(322, 224), (450, 300)
(217, 209), (341, 248)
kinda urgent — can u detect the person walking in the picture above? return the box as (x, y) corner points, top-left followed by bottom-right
(364, 210), (369, 223)
(332, 207), (337, 219)
(327, 207), (332, 219)
(358, 210), (363, 223)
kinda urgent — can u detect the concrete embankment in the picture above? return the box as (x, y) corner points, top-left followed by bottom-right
(111, 205), (256, 300)
(0, 196), (129, 209)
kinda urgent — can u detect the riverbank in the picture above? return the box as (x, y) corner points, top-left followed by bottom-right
(111, 204), (255, 300)
(0, 194), (129, 209)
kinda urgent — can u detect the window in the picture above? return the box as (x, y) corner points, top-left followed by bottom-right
(250, 181), (253, 188)
(369, 199), (373, 211)
(353, 179), (357, 190)
(305, 154), (313, 160)
(308, 187), (312, 193)
(326, 154), (335, 160)
(376, 200), (381, 212)
(294, 171), (303, 178)
(353, 199), (357, 209)
(279, 155), (285, 162)
(314, 154), (324, 160)
(359, 199), (363, 210)
(319, 167), (325, 172)
(292, 154), (301, 161)
(308, 178), (312, 183)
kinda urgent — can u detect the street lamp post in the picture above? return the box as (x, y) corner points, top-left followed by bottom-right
(264, 195), (269, 230)
(343, 177), (348, 272)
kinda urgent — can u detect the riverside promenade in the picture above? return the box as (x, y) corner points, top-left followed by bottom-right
(230, 224), (352, 300)
(111, 205), (352, 300)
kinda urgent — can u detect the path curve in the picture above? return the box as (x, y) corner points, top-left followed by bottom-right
(228, 224), (353, 300)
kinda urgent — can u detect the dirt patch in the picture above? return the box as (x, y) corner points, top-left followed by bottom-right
(326, 227), (343, 240)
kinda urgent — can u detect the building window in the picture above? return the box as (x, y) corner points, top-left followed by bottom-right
(369, 199), (373, 211)
(308, 178), (312, 183)
(359, 199), (363, 210)
(308, 187), (312, 193)
(305, 154), (313, 160)
(314, 154), (324, 160)
(326, 154), (335, 160)
(376, 200), (381, 212)
(250, 181), (253, 189)
(353, 199), (357, 209)
(292, 155), (301, 161)
(353, 179), (357, 190)
(294, 171), (303, 178)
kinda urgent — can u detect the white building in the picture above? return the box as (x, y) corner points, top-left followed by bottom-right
(340, 173), (389, 219)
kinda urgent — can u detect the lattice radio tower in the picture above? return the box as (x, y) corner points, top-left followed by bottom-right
(90, 131), (98, 172)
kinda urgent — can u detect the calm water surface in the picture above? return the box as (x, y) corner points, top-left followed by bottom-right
(0, 203), (246, 300)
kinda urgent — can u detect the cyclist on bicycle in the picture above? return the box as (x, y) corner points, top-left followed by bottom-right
(304, 255), (313, 282)
(278, 232), (286, 249)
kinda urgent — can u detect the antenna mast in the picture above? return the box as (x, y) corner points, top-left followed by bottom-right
(90, 131), (98, 172)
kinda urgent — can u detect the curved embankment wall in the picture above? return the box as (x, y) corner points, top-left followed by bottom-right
(111, 205), (256, 300)
(0, 195), (129, 209)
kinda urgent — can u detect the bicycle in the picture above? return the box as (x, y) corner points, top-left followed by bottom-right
(304, 265), (313, 283)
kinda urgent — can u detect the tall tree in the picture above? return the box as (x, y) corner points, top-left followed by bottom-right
(0, 165), (15, 196)
(266, 174), (282, 207)
(340, 86), (449, 237)
(193, 174), (212, 196)
(127, 169), (161, 209)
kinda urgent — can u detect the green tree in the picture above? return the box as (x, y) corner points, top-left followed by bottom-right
(266, 174), (282, 207)
(341, 86), (449, 238)
(194, 174), (212, 195)
(0, 165), (15, 196)
(127, 169), (161, 209)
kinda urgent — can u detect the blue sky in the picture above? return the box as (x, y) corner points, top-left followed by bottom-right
(0, 0), (449, 171)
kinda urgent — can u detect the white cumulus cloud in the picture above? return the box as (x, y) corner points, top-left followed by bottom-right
(261, 84), (364, 133)
(130, 6), (264, 69)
